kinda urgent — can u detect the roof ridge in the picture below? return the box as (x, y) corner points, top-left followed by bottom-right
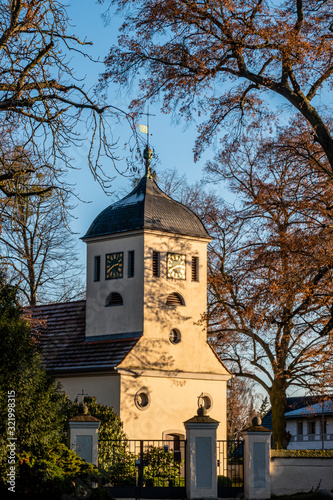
(26, 299), (86, 310)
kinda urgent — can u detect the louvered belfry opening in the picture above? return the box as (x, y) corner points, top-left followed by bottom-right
(166, 292), (185, 306)
(106, 292), (123, 306)
(191, 256), (198, 281)
(128, 250), (135, 278)
(152, 251), (160, 277)
(94, 255), (101, 282)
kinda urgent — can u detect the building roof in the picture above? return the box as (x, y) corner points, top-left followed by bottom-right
(284, 400), (333, 418)
(262, 395), (333, 430)
(83, 175), (210, 240)
(26, 300), (141, 374)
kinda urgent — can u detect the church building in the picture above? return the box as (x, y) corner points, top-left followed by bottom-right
(30, 150), (231, 441)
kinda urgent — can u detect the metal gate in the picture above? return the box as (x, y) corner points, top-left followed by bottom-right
(99, 439), (186, 498)
(217, 439), (244, 498)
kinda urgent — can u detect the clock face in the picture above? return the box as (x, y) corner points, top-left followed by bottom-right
(105, 252), (123, 280)
(167, 253), (186, 280)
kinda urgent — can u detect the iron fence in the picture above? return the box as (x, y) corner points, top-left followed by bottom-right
(99, 439), (186, 498)
(217, 439), (244, 497)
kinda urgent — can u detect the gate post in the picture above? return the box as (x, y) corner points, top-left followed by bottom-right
(184, 408), (219, 500)
(241, 417), (271, 500)
(68, 403), (100, 466)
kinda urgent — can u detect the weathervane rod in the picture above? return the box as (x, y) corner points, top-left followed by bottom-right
(139, 106), (155, 177)
(147, 105), (150, 150)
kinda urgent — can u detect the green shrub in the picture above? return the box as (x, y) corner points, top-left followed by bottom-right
(15, 443), (110, 499)
(103, 444), (185, 488)
(104, 442), (136, 486)
(218, 475), (232, 488)
(271, 449), (333, 458)
(142, 446), (185, 487)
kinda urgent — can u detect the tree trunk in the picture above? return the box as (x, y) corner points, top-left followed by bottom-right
(270, 377), (288, 449)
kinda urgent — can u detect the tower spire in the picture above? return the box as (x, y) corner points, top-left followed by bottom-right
(138, 106), (155, 178)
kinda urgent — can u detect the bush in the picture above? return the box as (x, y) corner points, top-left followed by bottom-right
(271, 449), (333, 458)
(104, 442), (136, 486)
(218, 475), (232, 488)
(103, 443), (185, 488)
(142, 446), (185, 487)
(14, 443), (110, 499)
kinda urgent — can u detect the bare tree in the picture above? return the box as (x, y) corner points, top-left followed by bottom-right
(203, 133), (333, 448)
(0, 0), (134, 194)
(0, 168), (83, 305)
(227, 377), (259, 440)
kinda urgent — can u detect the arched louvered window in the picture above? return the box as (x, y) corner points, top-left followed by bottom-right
(166, 292), (185, 306)
(106, 292), (123, 306)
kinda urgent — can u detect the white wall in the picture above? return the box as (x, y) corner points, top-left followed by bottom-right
(58, 373), (121, 413)
(118, 371), (228, 441)
(271, 457), (333, 495)
(287, 417), (333, 450)
(85, 232), (144, 337)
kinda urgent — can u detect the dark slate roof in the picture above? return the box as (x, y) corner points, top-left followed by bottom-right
(26, 300), (141, 374)
(262, 395), (333, 431)
(83, 175), (210, 240)
(285, 400), (333, 418)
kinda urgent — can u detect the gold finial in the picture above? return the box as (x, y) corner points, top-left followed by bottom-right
(143, 145), (153, 177)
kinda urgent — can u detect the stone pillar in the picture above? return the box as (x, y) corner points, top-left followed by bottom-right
(241, 417), (272, 500)
(184, 408), (219, 500)
(68, 406), (100, 466)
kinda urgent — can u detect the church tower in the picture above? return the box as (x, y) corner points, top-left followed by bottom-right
(81, 151), (230, 439)
(82, 156), (210, 348)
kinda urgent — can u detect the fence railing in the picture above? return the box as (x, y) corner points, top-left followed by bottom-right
(216, 439), (243, 489)
(291, 433), (333, 442)
(98, 439), (186, 489)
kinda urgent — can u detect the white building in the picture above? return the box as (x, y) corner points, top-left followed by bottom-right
(286, 399), (333, 450)
(262, 396), (333, 449)
(30, 158), (231, 441)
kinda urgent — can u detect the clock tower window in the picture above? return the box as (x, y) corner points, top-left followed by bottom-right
(134, 388), (151, 410)
(106, 292), (123, 306)
(198, 393), (213, 412)
(169, 328), (181, 344)
(128, 250), (135, 278)
(191, 256), (199, 282)
(166, 292), (185, 306)
(152, 251), (160, 277)
(94, 256), (101, 282)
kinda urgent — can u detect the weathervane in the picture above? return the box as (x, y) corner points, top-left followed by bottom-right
(138, 106), (155, 177)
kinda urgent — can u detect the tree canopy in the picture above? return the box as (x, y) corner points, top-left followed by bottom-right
(101, 0), (333, 448)
(0, 0), (132, 195)
(159, 143), (333, 448)
(103, 0), (333, 176)
(203, 130), (333, 448)
(0, 277), (70, 470)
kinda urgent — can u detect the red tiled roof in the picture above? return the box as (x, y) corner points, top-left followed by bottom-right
(26, 300), (141, 374)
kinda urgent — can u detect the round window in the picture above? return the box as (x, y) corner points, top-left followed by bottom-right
(169, 329), (181, 344)
(134, 389), (151, 410)
(198, 393), (213, 412)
